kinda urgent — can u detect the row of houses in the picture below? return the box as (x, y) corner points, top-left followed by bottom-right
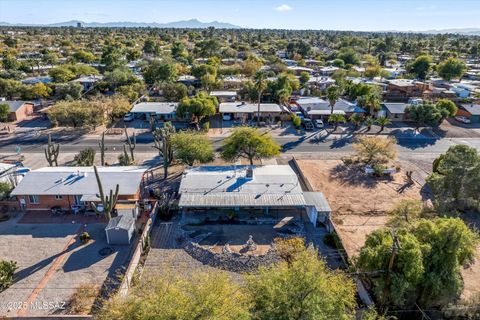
(5, 164), (333, 242)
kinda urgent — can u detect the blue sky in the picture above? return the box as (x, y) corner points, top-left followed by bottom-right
(1, 0), (479, 31)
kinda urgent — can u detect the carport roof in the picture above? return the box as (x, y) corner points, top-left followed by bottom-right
(130, 102), (177, 114)
(179, 193), (307, 208)
(303, 192), (331, 212)
(219, 102), (282, 114)
(461, 104), (480, 115)
(382, 103), (410, 115)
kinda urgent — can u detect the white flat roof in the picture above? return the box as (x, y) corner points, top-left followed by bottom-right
(11, 166), (148, 197)
(130, 102), (177, 114)
(219, 102), (282, 114)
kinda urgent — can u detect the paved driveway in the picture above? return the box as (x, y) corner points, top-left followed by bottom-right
(0, 215), (132, 317)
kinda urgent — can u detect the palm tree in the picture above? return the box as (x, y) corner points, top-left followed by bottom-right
(349, 114), (363, 131)
(326, 85), (341, 115)
(328, 114), (346, 132)
(254, 71), (267, 126)
(364, 116), (375, 131)
(363, 93), (381, 116)
(376, 116), (391, 132)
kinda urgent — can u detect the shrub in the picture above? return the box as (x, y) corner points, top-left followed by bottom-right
(274, 237), (305, 264)
(80, 232), (91, 244)
(0, 260), (17, 291)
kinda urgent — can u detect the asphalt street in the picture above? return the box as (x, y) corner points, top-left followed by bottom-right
(1, 131), (479, 155)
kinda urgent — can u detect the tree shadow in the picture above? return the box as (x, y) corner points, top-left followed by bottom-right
(329, 163), (393, 189)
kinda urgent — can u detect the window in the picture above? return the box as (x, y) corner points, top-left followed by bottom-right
(28, 195), (40, 204)
(55, 195), (63, 200)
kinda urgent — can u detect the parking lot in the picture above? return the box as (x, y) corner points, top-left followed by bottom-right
(0, 214), (132, 317)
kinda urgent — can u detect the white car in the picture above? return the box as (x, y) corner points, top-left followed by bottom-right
(222, 114), (232, 121)
(314, 119), (324, 129)
(455, 116), (471, 124)
(123, 113), (134, 122)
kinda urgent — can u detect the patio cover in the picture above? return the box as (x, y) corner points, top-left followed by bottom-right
(179, 193), (307, 208)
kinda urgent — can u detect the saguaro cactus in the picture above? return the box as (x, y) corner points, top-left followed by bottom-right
(91, 165), (119, 221)
(124, 126), (136, 162)
(152, 122), (176, 179)
(98, 131), (106, 166)
(44, 134), (59, 166)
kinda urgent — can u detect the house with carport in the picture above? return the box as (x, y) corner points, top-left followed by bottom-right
(178, 165), (331, 227)
(129, 102), (177, 121)
(219, 102), (284, 123)
(11, 166), (149, 212)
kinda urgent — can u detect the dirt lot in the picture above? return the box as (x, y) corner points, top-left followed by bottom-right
(296, 159), (424, 258)
(296, 159), (480, 300)
(296, 159), (424, 216)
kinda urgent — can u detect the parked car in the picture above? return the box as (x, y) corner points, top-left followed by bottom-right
(222, 114), (232, 121)
(314, 119), (324, 129)
(295, 111), (305, 120)
(302, 118), (314, 130)
(455, 116), (471, 124)
(123, 113), (134, 122)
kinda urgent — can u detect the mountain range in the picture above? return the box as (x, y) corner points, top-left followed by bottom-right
(0, 19), (242, 29)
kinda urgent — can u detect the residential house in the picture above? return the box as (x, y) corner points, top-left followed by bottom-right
(2, 101), (34, 122)
(381, 102), (410, 121)
(219, 102), (284, 122)
(129, 102), (177, 121)
(210, 91), (237, 102)
(385, 79), (431, 102)
(11, 166), (148, 211)
(72, 75), (103, 91)
(287, 66), (315, 75)
(178, 165), (331, 226)
(319, 66), (340, 76)
(458, 104), (480, 123)
(295, 97), (365, 119)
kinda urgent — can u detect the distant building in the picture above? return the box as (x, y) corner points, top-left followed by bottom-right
(76, 22), (84, 28)
(1, 100), (35, 122)
(458, 104), (480, 123)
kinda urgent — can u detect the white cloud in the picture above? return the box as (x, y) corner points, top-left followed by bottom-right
(275, 4), (293, 12)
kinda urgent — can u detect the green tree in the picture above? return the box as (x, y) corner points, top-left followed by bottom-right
(327, 113), (346, 131)
(337, 47), (360, 66)
(299, 71), (310, 88)
(176, 92), (218, 129)
(221, 127), (281, 165)
(436, 57), (466, 81)
(74, 147), (95, 166)
(375, 116), (391, 132)
(246, 245), (356, 320)
(98, 271), (250, 320)
(0, 104), (10, 122)
(73, 50), (96, 63)
(353, 136), (397, 165)
(291, 113), (301, 128)
(358, 218), (478, 309)
(0, 260), (18, 291)
(350, 113), (363, 130)
(406, 103), (444, 128)
(407, 55), (432, 80)
(427, 145), (480, 211)
(171, 131), (214, 166)
(435, 99), (458, 118)
(55, 82), (83, 100)
(326, 85), (341, 114)
(101, 45), (124, 71)
(254, 71), (267, 125)
(49, 66), (75, 83)
(143, 61), (178, 85)
(160, 82), (188, 101)
(0, 182), (13, 200)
